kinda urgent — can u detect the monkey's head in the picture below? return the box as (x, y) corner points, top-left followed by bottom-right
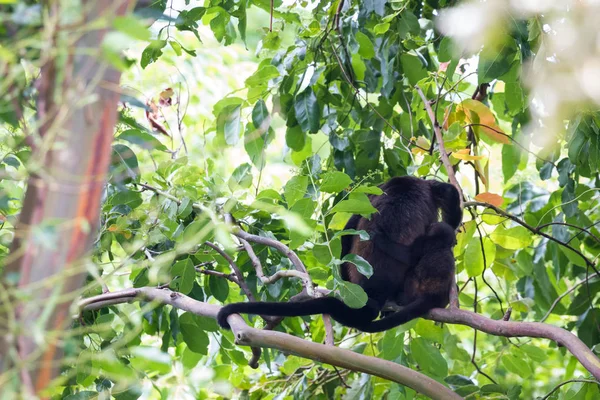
(425, 222), (457, 248)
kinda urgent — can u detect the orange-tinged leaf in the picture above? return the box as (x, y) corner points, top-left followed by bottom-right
(160, 87), (174, 99)
(108, 224), (119, 232)
(457, 99), (510, 144)
(451, 148), (486, 161)
(475, 192), (504, 207)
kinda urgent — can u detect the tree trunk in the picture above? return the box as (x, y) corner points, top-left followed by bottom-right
(0, 0), (135, 395)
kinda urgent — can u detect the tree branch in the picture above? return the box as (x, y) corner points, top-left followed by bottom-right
(465, 201), (599, 275)
(415, 85), (463, 309)
(203, 241), (255, 301)
(427, 307), (600, 380)
(231, 227), (314, 294)
(79, 288), (460, 400)
(541, 378), (598, 400)
(415, 85), (463, 201)
(541, 272), (600, 323)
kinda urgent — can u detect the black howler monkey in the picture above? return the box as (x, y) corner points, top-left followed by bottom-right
(217, 176), (462, 333)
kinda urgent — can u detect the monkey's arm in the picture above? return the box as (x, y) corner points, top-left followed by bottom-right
(217, 297), (379, 330)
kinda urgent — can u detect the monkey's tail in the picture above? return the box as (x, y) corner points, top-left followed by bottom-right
(359, 297), (436, 333)
(217, 297), (379, 330)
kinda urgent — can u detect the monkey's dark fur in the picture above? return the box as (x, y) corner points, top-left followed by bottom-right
(217, 176), (462, 333)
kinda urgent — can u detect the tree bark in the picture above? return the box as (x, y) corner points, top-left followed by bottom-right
(0, 0), (134, 394)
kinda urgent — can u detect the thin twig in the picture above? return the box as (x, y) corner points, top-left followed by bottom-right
(536, 222), (600, 246)
(541, 272), (600, 322)
(231, 227), (314, 294)
(415, 85), (463, 200)
(269, 0), (273, 32)
(203, 241), (256, 302)
(197, 268), (239, 284)
(541, 379), (599, 400)
(465, 201), (599, 276)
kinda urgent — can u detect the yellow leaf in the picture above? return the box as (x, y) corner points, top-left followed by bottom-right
(412, 136), (430, 155)
(451, 148), (486, 161)
(457, 99), (510, 144)
(475, 192), (504, 207)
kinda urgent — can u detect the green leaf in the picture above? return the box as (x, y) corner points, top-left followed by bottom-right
(217, 105), (242, 146)
(373, 22), (390, 35)
(113, 16), (150, 41)
(520, 344), (547, 363)
(64, 392), (97, 400)
(294, 87), (321, 133)
(111, 190), (143, 210)
(400, 54), (427, 85)
(351, 54), (366, 81)
(228, 163), (253, 191)
(320, 171), (352, 193)
(130, 346), (171, 374)
(363, 0), (386, 16)
(262, 31), (282, 50)
(313, 244), (333, 264)
(339, 282), (368, 308)
(252, 99), (270, 130)
(285, 175), (308, 207)
(140, 40), (167, 69)
(171, 258), (196, 295)
(286, 125), (306, 151)
(208, 274), (229, 302)
(464, 236), (496, 277)
(110, 144), (140, 183)
(490, 225), (533, 250)
(501, 354), (533, 378)
(180, 312), (210, 354)
(330, 193), (377, 217)
(341, 254), (373, 278)
(356, 31), (375, 59)
(245, 124), (273, 168)
(478, 39), (518, 84)
(332, 229), (370, 241)
(113, 386), (143, 400)
(170, 40), (182, 56)
(410, 338), (448, 377)
(246, 65), (279, 87)
(438, 37), (453, 63)
(117, 129), (168, 151)
(398, 11), (420, 37)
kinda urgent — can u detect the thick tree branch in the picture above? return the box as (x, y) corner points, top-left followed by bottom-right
(427, 307), (600, 380)
(81, 286), (600, 383)
(80, 288), (459, 400)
